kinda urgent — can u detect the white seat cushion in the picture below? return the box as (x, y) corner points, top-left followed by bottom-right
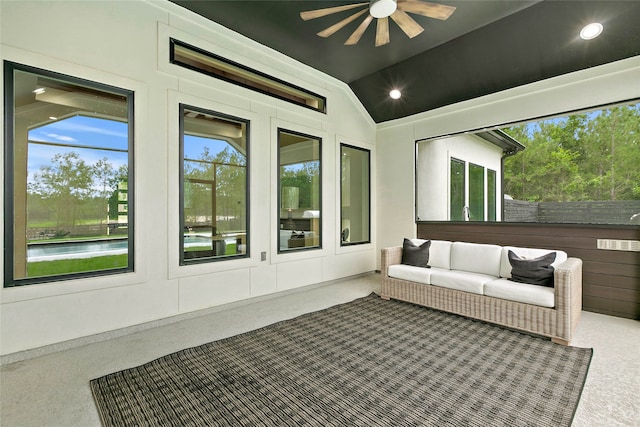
(388, 264), (431, 285)
(485, 278), (555, 308)
(499, 246), (568, 279)
(429, 269), (494, 295)
(450, 242), (503, 277)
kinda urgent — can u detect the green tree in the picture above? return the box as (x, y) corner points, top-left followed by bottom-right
(281, 161), (320, 208)
(503, 103), (640, 203)
(580, 106), (640, 200)
(184, 145), (247, 233)
(29, 152), (94, 230)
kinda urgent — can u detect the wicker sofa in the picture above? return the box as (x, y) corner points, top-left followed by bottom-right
(380, 240), (583, 345)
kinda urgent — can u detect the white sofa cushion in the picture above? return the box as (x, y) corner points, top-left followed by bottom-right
(428, 240), (452, 270)
(388, 264), (431, 285)
(485, 278), (555, 308)
(450, 242), (503, 277)
(408, 239), (451, 269)
(429, 269), (494, 295)
(499, 246), (568, 279)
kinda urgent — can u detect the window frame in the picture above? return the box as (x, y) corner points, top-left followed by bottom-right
(340, 143), (371, 246)
(178, 103), (250, 266)
(487, 168), (497, 221)
(450, 157), (466, 221)
(3, 61), (135, 287)
(277, 127), (322, 253)
(468, 162), (485, 221)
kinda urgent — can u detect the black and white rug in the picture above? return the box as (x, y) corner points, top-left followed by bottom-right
(91, 294), (592, 426)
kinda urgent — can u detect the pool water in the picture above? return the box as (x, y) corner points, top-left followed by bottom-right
(28, 239), (128, 261)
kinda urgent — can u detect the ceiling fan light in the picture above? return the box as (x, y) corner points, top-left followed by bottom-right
(580, 22), (603, 40)
(370, 0), (397, 19)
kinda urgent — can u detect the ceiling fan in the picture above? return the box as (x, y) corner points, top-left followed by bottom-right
(300, 0), (456, 47)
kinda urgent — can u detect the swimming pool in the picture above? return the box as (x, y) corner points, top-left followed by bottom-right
(27, 235), (241, 262)
(28, 239), (128, 262)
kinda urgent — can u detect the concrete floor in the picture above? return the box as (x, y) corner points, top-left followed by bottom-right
(1, 273), (638, 426)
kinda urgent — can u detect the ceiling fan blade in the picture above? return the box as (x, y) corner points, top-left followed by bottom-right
(345, 15), (374, 45)
(375, 17), (390, 47)
(317, 9), (369, 38)
(300, 2), (368, 21)
(390, 9), (424, 38)
(398, 0), (456, 20)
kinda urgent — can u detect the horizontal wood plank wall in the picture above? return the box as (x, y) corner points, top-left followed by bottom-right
(416, 222), (640, 320)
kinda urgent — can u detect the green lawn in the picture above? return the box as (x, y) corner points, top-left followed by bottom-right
(27, 254), (128, 277)
(185, 243), (238, 255)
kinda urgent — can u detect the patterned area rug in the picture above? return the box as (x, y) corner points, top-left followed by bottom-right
(91, 294), (592, 426)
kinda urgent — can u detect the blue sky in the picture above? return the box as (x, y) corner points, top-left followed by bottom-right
(28, 115), (129, 180)
(27, 115), (234, 182)
(184, 135), (229, 160)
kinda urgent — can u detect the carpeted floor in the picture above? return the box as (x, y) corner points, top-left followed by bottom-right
(91, 294), (592, 426)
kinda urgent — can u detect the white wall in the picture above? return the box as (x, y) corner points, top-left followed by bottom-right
(377, 55), (640, 263)
(0, 0), (376, 355)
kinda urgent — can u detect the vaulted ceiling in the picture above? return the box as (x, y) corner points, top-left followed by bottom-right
(170, 1), (640, 123)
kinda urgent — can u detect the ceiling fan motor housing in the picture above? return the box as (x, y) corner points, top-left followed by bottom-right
(370, 0), (397, 18)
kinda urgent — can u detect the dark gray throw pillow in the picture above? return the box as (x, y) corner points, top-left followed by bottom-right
(401, 238), (431, 268)
(508, 250), (556, 287)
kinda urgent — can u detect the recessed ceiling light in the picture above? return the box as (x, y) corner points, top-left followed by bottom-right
(580, 23), (603, 40)
(389, 89), (401, 99)
(370, 0), (397, 19)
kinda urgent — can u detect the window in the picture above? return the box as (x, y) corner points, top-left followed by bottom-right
(340, 144), (370, 245)
(278, 129), (321, 252)
(179, 105), (249, 264)
(447, 159), (496, 221)
(469, 163), (485, 221)
(450, 158), (465, 221)
(3, 62), (134, 286)
(170, 39), (326, 113)
(487, 169), (497, 221)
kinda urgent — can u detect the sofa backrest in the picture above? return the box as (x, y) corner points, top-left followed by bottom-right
(450, 242), (503, 277)
(499, 246), (568, 279)
(429, 240), (452, 269)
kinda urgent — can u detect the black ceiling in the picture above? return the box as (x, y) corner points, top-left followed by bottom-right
(170, 1), (640, 123)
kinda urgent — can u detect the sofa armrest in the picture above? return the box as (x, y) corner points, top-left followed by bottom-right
(554, 257), (583, 341)
(381, 246), (403, 278)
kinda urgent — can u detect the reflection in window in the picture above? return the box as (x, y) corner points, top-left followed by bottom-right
(278, 129), (321, 252)
(450, 158), (465, 221)
(469, 163), (485, 221)
(3, 62), (133, 286)
(180, 105), (248, 264)
(340, 144), (370, 245)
